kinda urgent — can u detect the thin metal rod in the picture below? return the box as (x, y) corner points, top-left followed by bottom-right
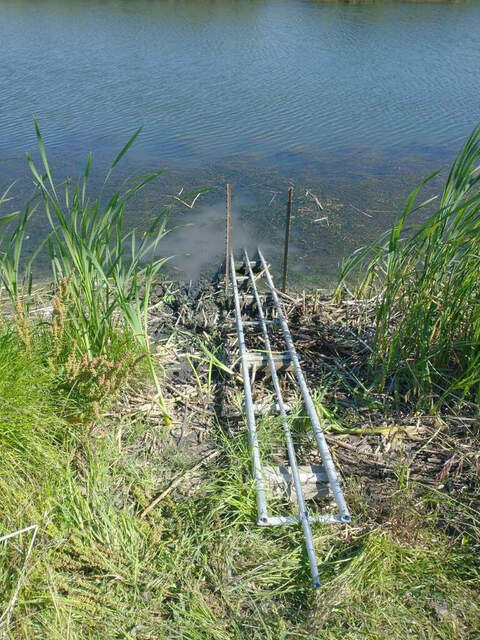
(0, 523), (38, 630)
(258, 249), (351, 523)
(0, 524), (38, 544)
(244, 249), (320, 588)
(281, 186), (293, 293)
(230, 252), (268, 524)
(225, 184), (231, 292)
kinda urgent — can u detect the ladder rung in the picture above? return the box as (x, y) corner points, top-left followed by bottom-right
(263, 464), (330, 500)
(252, 400), (295, 415)
(234, 260), (264, 274)
(239, 293), (271, 305)
(244, 351), (293, 371)
(229, 319), (279, 327)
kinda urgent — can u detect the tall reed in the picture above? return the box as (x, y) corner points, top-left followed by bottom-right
(1, 121), (172, 422)
(337, 124), (480, 406)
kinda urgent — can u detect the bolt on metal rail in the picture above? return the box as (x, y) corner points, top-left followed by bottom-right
(229, 249), (350, 588)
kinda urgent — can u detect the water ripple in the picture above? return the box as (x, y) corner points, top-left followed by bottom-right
(0, 0), (479, 167)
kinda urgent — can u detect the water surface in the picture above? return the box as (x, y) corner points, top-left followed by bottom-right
(1, 0), (479, 282)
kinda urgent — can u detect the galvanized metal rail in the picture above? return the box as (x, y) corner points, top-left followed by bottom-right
(230, 252), (269, 524)
(229, 249), (350, 588)
(258, 249), (351, 524)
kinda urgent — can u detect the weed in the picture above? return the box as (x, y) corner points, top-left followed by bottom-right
(337, 124), (480, 408)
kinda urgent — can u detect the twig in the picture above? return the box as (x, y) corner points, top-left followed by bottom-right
(305, 189), (324, 211)
(267, 192), (277, 207)
(140, 449), (220, 518)
(350, 204), (373, 218)
(174, 188), (203, 209)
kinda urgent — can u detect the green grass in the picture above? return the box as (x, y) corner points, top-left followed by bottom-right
(0, 121), (172, 422)
(337, 124), (480, 408)
(1, 334), (478, 638)
(1, 123), (480, 637)
(0, 320), (478, 638)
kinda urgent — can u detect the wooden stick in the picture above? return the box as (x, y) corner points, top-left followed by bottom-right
(140, 449), (220, 518)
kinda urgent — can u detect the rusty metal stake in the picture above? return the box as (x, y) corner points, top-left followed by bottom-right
(281, 186), (293, 293)
(225, 183), (232, 292)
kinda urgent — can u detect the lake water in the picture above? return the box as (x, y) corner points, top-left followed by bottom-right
(1, 0), (479, 283)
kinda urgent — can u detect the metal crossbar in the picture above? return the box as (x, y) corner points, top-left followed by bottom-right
(229, 249), (350, 588)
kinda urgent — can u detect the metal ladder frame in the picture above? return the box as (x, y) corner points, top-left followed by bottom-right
(229, 249), (350, 587)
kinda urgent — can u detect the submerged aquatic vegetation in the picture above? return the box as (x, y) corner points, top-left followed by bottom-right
(337, 124), (480, 407)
